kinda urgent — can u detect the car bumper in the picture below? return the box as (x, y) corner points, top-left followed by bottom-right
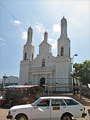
(82, 113), (87, 117)
(6, 115), (13, 119)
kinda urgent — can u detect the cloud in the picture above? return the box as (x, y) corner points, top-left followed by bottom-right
(34, 23), (45, 33)
(52, 24), (60, 34)
(12, 20), (22, 25)
(48, 38), (57, 50)
(21, 32), (27, 40)
(41, 35), (44, 42)
(0, 37), (6, 46)
(0, 43), (6, 46)
(0, 37), (3, 41)
(72, 1), (89, 15)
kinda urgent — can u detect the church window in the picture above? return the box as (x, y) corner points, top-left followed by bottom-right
(24, 52), (27, 60)
(42, 59), (45, 67)
(32, 53), (33, 60)
(61, 46), (64, 56)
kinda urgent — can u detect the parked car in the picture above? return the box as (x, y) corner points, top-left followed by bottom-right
(6, 96), (87, 120)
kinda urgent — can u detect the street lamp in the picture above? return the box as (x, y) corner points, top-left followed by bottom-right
(72, 54), (78, 61)
(72, 54), (78, 70)
(72, 54), (78, 85)
(1, 75), (8, 96)
(3, 75), (8, 87)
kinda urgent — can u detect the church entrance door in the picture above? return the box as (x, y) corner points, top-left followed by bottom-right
(40, 77), (45, 88)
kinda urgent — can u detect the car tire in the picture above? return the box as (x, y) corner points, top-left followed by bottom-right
(16, 114), (28, 120)
(61, 114), (72, 120)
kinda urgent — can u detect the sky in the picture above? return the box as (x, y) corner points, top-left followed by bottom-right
(0, 0), (90, 79)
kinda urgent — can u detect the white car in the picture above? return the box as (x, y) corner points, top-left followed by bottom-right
(6, 96), (87, 120)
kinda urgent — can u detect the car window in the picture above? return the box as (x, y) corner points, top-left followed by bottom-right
(64, 99), (79, 105)
(52, 99), (66, 106)
(37, 99), (50, 106)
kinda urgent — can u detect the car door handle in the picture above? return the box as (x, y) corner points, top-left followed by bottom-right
(63, 106), (66, 108)
(46, 106), (49, 109)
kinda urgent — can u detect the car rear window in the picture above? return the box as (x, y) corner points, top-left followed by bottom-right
(64, 99), (79, 105)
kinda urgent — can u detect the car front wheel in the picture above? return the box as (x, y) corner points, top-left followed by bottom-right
(16, 114), (28, 120)
(61, 114), (72, 120)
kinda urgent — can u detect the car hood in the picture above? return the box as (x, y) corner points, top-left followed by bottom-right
(10, 104), (33, 110)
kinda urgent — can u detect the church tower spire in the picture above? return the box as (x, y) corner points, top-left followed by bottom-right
(44, 31), (48, 42)
(27, 26), (33, 44)
(60, 17), (67, 38)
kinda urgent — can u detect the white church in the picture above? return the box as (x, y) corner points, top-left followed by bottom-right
(19, 17), (72, 91)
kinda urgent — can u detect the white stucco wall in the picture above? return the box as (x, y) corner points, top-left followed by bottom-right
(5, 76), (19, 84)
(19, 60), (30, 84)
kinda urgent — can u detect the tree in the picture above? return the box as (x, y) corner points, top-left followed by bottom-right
(73, 60), (90, 85)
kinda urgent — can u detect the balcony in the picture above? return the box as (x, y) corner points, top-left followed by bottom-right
(30, 66), (56, 72)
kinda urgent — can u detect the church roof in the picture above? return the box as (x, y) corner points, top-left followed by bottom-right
(39, 40), (51, 47)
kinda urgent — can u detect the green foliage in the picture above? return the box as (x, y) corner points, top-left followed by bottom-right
(73, 60), (90, 85)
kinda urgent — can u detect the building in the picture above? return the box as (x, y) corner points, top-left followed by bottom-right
(19, 17), (72, 91)
(0, 76), (19, 87)
(5, 76), (19, 85)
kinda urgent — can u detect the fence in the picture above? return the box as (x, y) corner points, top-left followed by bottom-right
(43, 85), (82, 101)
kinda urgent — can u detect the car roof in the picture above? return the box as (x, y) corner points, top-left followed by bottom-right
(40, 96), (72, 100)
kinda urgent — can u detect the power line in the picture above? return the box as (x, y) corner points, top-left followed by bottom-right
(0, 2), (27, 31)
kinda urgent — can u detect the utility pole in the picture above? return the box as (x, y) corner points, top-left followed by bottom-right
(2, 75), (8, 96)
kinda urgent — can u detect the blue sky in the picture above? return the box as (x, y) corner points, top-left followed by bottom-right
(0, 0), (90, 79)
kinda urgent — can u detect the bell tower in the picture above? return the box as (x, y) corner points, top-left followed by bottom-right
(19, 26), (34, 84)
(57, 17), (70, 57)
(23, 27), (34, 61)
(56, 17), (72, 87)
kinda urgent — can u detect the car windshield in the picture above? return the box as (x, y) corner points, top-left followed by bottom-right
(31, 98), (41, 106)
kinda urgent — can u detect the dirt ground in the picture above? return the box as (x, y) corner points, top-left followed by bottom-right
(0, 106), (90, 120)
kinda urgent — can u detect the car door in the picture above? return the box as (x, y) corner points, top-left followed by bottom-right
(31, 99), (50, 120)
(51, 99), (67, 120)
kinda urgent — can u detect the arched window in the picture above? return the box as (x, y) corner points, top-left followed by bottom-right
(32, 53), (33, 60)
(24, 52), (27, 60)
(61, 46), (64, 56)
(42, 59), (45, 67)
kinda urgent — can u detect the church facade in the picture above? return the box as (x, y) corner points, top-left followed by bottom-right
(19, 17), (72, 91)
